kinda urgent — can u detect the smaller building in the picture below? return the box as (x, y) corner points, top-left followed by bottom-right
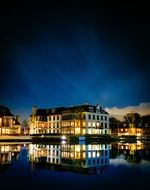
(118, 123), (143, 137)
(0, 105), (21, 135)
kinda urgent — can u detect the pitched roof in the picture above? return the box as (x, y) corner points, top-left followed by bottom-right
(31, 104), (108, 116)
(0, 105), (13, 116)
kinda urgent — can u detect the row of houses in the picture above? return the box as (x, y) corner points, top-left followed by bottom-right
(29, 104), (110, 135)
(0, 104), (146, 137)
(0, 104), (110, 136)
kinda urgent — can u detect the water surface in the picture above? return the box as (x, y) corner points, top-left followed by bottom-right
(0, 141), (150, 190)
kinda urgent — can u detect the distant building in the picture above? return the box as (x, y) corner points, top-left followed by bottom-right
(118, 122), (143, 137)
(29, 104), (110, 135)
(118, 127), (143, 137)
(0, 105), (21, 135)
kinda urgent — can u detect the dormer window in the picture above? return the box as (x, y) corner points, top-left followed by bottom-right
(89, 107), (93, 112)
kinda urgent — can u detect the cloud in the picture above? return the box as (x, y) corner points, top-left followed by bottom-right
(105, 102), (150, 120)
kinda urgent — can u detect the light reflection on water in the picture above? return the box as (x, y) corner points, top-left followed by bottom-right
(0, 141), (150, 189)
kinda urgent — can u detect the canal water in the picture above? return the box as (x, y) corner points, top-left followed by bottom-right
(0, 141), (150, 190)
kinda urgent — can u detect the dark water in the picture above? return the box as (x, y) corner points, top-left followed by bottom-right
(0, 141), (150, 190)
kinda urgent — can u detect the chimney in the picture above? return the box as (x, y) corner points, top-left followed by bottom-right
(16, 115), (21, 123)
(32, 106), (37, 115)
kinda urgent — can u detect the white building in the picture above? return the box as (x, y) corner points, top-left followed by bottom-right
(29, 104), (110, 135)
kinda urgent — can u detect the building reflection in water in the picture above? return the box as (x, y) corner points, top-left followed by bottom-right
(28, 142), (111, 174)
(0, 143), (21, 173)
(111, 141), (150, 164)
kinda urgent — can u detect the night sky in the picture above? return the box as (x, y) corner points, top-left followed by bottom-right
(0, 1), (150, 118)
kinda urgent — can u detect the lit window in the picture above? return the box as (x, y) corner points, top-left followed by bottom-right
(82, 152), (85, 158)
(82, 129), (85, 134)
(88, 152), (91, 158)
(93, 152), (96, 158)
(88, 129), (91, 134)
(82, 145), (86, 151)
(88, 122), (91, 127)
(93, 122), (96, 127)
(88, 145), (92, 150)
(96, 122), (100, 127)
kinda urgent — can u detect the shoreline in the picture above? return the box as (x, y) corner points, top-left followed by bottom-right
(0, 134), (150, 142)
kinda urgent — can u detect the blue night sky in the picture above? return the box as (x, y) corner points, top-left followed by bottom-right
(0, 1), (150, 118)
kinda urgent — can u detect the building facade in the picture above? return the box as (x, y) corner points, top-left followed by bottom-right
(29, 104), (110, 135)
(0, 105), (21, 135)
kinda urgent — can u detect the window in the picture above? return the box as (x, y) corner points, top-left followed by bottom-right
(93, 115), (95, 120)
(101, 116), (103, 120)
(93, 152), (96, 158)
(105, 123), (107, 129)
(105, 116), (107, 121)
(53, 116), (55, 121)
(88, 122), (91, 127)
(88, 114), (91, 120)
(93, 122), (96, 127)
(97, 115), (99, 120)
(57, 115), (59, 120)
(89, 107), (93, 112)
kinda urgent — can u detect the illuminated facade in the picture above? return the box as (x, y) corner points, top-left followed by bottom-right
(118, 127), (143, 137)
(29, 104), (110, 135)
(0, 105), (21, 135)
(29, 107), (65, 135)
(29, 143), (110, 174)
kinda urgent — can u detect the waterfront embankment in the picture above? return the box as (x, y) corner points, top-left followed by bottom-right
(0, 135), (31, 141)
